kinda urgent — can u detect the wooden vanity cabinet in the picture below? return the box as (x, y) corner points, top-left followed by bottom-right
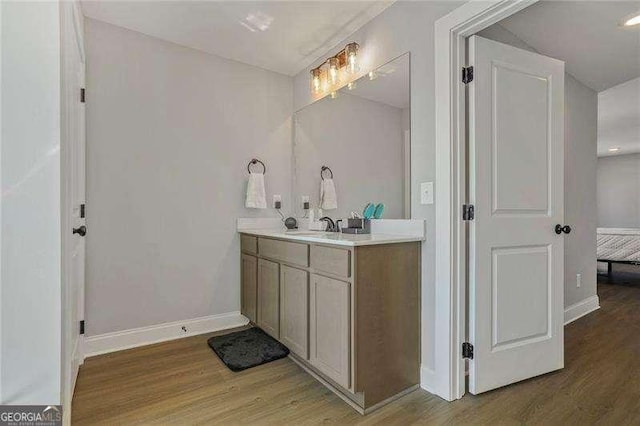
(240, 234), (420, 414)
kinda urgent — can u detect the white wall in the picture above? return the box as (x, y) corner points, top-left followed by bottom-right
(0, 1), (62, 404)
(293, 0), (465, 390)
(597, 154), (640, 228)
(597, 77), (640, 156)
(85, 19), (293, 336)
(564, 76), (598, 306)
(479, 24), (599, 308)
(294, 93), (404, 219)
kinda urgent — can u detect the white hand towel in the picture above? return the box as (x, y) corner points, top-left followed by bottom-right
(320, 178), (338, 210)
(246, 173), (267, 209)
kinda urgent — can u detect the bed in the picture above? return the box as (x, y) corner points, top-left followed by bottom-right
(597, 228), (640, 273)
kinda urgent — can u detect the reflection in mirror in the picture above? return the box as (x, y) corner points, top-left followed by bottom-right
(293, 53), (410, 220)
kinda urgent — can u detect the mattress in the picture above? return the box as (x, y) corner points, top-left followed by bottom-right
(597, 228), (640, 263)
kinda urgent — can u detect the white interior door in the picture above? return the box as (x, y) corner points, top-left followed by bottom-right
(468, 35), (565, 394)
(61, 1), (86, 419)
(70, 58), (86, 374)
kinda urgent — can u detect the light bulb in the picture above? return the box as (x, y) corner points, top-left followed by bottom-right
(310, 68), (322, 95)
(348, 54), (357, 73)
(328, 57), (339, 86)
(347, 81), (356, 90)
(368, 71), (376, 80)
(322, 77), (329, 92)
(330, 91), (338, 99)
(345, 42), (359, 74)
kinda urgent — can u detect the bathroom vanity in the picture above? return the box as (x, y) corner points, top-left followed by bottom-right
(239, 229), (421, 414)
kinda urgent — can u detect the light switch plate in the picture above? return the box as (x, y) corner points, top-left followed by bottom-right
(420, 182), (434, 205)
(576, 273), (581, 288)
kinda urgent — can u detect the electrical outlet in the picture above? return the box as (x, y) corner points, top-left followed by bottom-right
(301, 195), (310, 210)
(576, 273), (581, 288)
(181, 326), (188, 333)
(420, 182), (434, 205)
(273, 194), (282, 209)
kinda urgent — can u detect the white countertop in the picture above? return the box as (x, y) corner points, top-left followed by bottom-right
(239, 229), (423, 247)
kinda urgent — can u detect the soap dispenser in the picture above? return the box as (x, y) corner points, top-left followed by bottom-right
(308, 208), (315, 229)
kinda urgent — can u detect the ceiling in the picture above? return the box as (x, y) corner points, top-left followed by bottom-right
(598, 77), (640, 157)
(81, 0), (394, 76)
(497, 1), (640, 92)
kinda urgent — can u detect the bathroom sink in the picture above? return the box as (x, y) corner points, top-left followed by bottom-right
(285, 231), (329, 237)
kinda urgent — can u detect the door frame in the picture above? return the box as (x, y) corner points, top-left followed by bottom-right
(433, 0), (539, 401)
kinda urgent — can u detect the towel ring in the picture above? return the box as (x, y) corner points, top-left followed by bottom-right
(321, 166), (333, 180)
(247, 158), (266, 174)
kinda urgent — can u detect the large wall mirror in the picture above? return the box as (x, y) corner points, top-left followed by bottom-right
(293, 53), (411, 219)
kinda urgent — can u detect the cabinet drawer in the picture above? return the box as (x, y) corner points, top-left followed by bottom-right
(311, 245), (351, 278)
(258, 238), (309, 267)
(241, 235), (258, 254)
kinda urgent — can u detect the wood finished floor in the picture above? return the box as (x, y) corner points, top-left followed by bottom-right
(73, 271), (640, 425)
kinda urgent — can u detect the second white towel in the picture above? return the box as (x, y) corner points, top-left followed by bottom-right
(246, 172), (267, 209)
(320, 178), (338, 210)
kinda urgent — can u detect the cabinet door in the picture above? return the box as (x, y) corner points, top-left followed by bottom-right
(309, 274), (350, 389)
(241, 254), (257, 323)
(280, 265), (309, 359)
(257, 259), (280, 339)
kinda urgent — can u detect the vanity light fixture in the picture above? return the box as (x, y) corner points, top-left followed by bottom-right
(309, 42), (360, 96)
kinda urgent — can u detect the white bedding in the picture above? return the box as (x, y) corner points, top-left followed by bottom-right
(597, 228), (640, 263)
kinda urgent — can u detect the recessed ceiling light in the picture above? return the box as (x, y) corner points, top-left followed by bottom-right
(608, 147), (620, 152)
(623, 12), (640, 26)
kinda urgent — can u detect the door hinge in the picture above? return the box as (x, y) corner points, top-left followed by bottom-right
(462, 66), (474, 84)
(462, 342), (474, 359)
(80, 320), (85, 335)
(80, 204), (85, 219)
(80, 88), (86, 103)
(463, 204), (475, 221)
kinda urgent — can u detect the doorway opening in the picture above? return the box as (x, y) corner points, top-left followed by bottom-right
(436, 0), (640, 401)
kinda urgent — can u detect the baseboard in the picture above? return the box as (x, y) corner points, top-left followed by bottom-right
(420, 365), (453, 401)
(564, 295), (600, 325)
(85, 311), (249, 357)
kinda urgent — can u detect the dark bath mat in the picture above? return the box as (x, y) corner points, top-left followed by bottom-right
(207, 327), (289, 372)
